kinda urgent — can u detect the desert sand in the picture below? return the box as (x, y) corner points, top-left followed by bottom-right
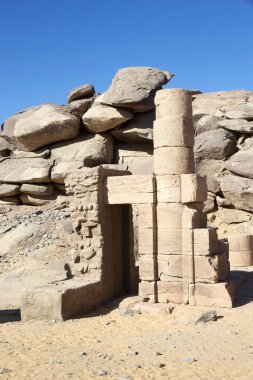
(1, 293), (253, 380)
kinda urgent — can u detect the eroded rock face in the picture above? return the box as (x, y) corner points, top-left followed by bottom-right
(194, 129), (237, 160)
(111, 110), (154, 144)
(101, 67), (174, 112)
(67, 84), (95, 103)
(50, 133), (113, 166)
(67, 98), (94, 118)
(82, 103), (133, 133)
(0, 157), (52, 183)
(2, 104), (80, 151)
(220, 174), (253, 212)
(226, 151), (253, 179)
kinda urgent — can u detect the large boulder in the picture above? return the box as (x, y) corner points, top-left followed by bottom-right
(194, 115), (222, 135)
(218, 119), (253, 133)
(20, 183), (54, 196)
(193, 91), (251, 118)
(101, 67), (174, 112)
(67, 84), (95, 103)
(50, 132), (113, 165)
(82, 102), (133, 133)
(67, 98), (94, 118)
(51, 161), (84, 184)
(111, 110), (154, 143)
(0, 157), (52, 183)
(194, 129), (237, 160)
(220, 174), (253, 212)
(226, 150), (253, 179)
(224, 102), (253, 120)
(0, 183), (20, 196)
(2, 104), (80, 151)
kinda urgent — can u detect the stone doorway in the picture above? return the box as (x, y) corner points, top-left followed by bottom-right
(109, 204), (137, 298)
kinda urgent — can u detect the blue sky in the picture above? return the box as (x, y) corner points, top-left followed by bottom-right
(0, 0), (253, 123)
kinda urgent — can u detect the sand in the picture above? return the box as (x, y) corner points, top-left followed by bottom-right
(1, 300), (253, 380)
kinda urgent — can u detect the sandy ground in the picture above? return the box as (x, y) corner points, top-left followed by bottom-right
(1, 296), (253, 380)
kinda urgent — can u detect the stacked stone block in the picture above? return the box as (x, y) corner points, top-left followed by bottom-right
(151, 89), (234, 307)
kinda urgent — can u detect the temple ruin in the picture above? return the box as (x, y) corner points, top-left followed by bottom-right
(20, 89), (234, 321)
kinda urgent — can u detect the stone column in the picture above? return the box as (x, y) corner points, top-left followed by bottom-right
(154, 88), (195, 303)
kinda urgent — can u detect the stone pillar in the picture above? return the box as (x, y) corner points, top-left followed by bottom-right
(153, 89), (234, 307)
(154, 89), (195, 303)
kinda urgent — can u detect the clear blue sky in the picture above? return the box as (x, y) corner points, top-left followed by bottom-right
(1, 0), (253, 123)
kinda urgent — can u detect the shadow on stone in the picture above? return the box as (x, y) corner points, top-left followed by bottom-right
(0, 309), (21, 324)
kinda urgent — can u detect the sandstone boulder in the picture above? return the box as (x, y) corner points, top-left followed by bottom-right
(194, 115), (222, 135)
(3, 104), (80, 151)
(82, 103), (133, 133)
(50, 133), (113, 166)
(67, 84), (95, 103)
(225, 103), (253, 120)
(220, 174), (253, 212)
(101, 67), (174, 112)
(195, 159), (225, 177)
(0, 157), (52, 183)
(20, 183), (54, 196)
(193, 91), (251, 117)
(51, 161), (84, 184)
(67, 98), (94, 118)
(12, 147), (51, 159)
(226, 151), (253, 179)
(194, 129), (237, 160)
(0, 183), (20, 196)
(111, 111), (154, 143)
(0, 136), (13, 156)
(219, 119), (253, 133)
(20, 194), (57, 206)
(206, 176), (221, 194)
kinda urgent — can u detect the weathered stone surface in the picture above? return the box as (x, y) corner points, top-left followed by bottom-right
(193, 91), (250, 117)
(220, 174), (253, 212)
(154, 116), (194, 148)
(194, 115), (222, 135)
(181, 174), (207, 203)
(207, 176), (221, 194)
(12, 147), (51, 159)
(0, 136), (13, 156)
(82, 103), (133, 133)
(111, 111), (154, 143)
(157, 281), (183, 304)
(20, 194), (56, 206)
(219, 119), (253, 133)
(67, 98), (94, 118)
(0, 183), (20, 196)
(194, 129), (237, 160)
(189, 281), (235, 308)
(51, 161), (84, 184)
(101, 67), (174, 112)
(105, 175), (155, 204)
(226, 151), (253, 179)
(67, 84), (95, 102)
(3, 104), (80, 151)
(156, 175), (181, 203)
(20, 183), (54, 196)
(50, 133), (113, 166)
(0, 224), (44, 257)
(195, 158), (225, 177)
(114, 143), (153, 174)
(0, 157), (52, 183)
(154, 147), (195, 175)
(225, 103), (253, 120)
(203, 193), (216, 213)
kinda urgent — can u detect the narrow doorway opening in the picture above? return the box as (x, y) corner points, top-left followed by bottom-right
(110, 204), (138, 298)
